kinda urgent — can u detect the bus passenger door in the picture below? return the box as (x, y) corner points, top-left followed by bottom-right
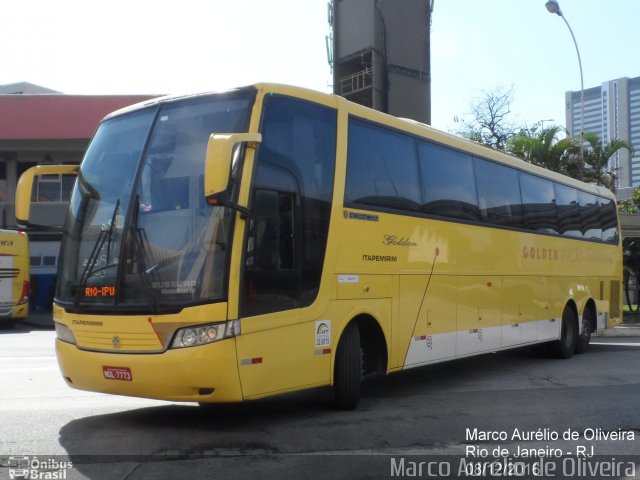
(234, 188), (330, 399)
(232, 93), (337, 399)
(235, 317), (330, 400)
(456, 276), (501, 355)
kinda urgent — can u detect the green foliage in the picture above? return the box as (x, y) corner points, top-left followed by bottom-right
(455, 87), (632, 194)
(507, 126), (576, 175)
(581, 132), (633, 193)
(623, 236), (640, 312)
(507, 129), (631, 194)
(619, 187), (640, 214)
(619, 186), (640, 311)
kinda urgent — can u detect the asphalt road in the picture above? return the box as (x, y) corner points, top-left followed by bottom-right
(1, 320), (640, 479)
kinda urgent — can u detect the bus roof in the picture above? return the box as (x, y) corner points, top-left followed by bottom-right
(102, 83), (615, 201)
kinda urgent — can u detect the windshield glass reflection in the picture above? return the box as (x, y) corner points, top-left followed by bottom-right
(57, 91), (253, 312)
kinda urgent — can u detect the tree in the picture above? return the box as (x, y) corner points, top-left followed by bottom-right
(454, 85), (632, 194)
(619, 188), (640, 311)
(507, 126), (576, 174)
(619, 186), (640, 214)
(453, 86), (516, 150)
(581, 131), (633, 193)
(623, 238), (640, 312)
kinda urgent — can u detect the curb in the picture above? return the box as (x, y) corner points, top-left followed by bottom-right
(594, 325), (640, 337)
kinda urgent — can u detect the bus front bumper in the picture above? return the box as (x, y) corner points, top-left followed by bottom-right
(56, 338), (244, 403)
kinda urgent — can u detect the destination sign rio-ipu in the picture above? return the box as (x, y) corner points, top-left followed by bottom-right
(84, 285), (116, 297)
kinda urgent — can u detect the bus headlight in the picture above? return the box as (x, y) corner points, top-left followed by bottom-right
(170, 320), (240, 349)
(55, 323), (77, 345)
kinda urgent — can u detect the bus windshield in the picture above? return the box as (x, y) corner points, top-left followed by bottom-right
(56, 90), (254, 312)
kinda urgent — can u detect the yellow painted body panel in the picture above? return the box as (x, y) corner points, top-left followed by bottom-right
(398, 275), (457, 366)
(236, 312), (331, 399)
(55, 302), (243, 401)
(337, 209), (622, 366)
(502, 276), (548, 346)
(48, 84), (623, 404)
(56, 338), (243, 402)
(234, 297), (390, 400)
(0, 230), (29, 321)
(54, 302), (228, 352)
(456, 276), (502, 354)
(337, 274), (393, 300)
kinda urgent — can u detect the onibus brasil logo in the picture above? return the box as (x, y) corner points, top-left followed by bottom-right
(6, 456), (73, 479)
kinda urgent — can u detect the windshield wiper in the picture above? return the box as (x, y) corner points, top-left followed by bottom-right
(73, 199), (120, 306)
(125, 195), (160, 312)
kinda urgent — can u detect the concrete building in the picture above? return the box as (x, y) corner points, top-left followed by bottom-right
(329, 0), (432, 124)
(565, 76), (640, 200)
(0, 83), (157, 309)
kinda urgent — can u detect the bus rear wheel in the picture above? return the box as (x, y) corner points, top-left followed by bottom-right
(552, 305), (577, 359)
(575, 308), (593, 354)
(333, 322), (362, 410)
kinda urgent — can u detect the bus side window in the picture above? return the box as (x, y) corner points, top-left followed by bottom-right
(246, 189), (294, 272)
(345, 119), (421, 212)
(519, 173), (558, 235)
(474, 157), (523, 228)
(241, 95), (336, 317)
(579, 191), (602, 241)
(555, 183), (582, 238)
(601, 197), (619, 244)
(418, 142), (480, 221)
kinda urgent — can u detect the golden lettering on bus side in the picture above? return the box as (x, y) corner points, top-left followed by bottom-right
(521, 245), (613, 264)
(522, 247), (560, 262)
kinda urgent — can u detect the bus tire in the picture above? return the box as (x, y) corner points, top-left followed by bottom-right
(333, 322), (362, 410)
(575, 308), (593, 354)
(552, 305), (577, 359)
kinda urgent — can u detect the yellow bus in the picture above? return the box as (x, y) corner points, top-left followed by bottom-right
(16, 84), (622, 409)
(0, 229), (30, 325)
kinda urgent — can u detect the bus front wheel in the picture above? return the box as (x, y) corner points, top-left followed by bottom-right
(552, 305), (577, 359)
(333, 322), (362, 410)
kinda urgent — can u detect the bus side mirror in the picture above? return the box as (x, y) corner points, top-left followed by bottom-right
(204, 133), (262, 207)
(15, 164), (79, 230)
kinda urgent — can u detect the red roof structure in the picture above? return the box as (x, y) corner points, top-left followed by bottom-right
(0, 95), (156, 140)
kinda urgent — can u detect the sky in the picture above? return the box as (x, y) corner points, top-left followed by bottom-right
(1, 0), (638, 134)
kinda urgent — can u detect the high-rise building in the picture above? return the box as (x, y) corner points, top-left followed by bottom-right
(329, 0), (432, 124)
(565, 76), (640, 200)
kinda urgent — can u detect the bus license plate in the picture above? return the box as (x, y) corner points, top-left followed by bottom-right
(103, 366), (133, 381)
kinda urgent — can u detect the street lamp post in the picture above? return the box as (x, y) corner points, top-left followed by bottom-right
(545, 0), (584, 179)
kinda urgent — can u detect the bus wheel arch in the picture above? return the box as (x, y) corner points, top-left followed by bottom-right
(354, 314), (388, 375)
(576, 299), (596, 354)
(333, 314), (388, 409)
